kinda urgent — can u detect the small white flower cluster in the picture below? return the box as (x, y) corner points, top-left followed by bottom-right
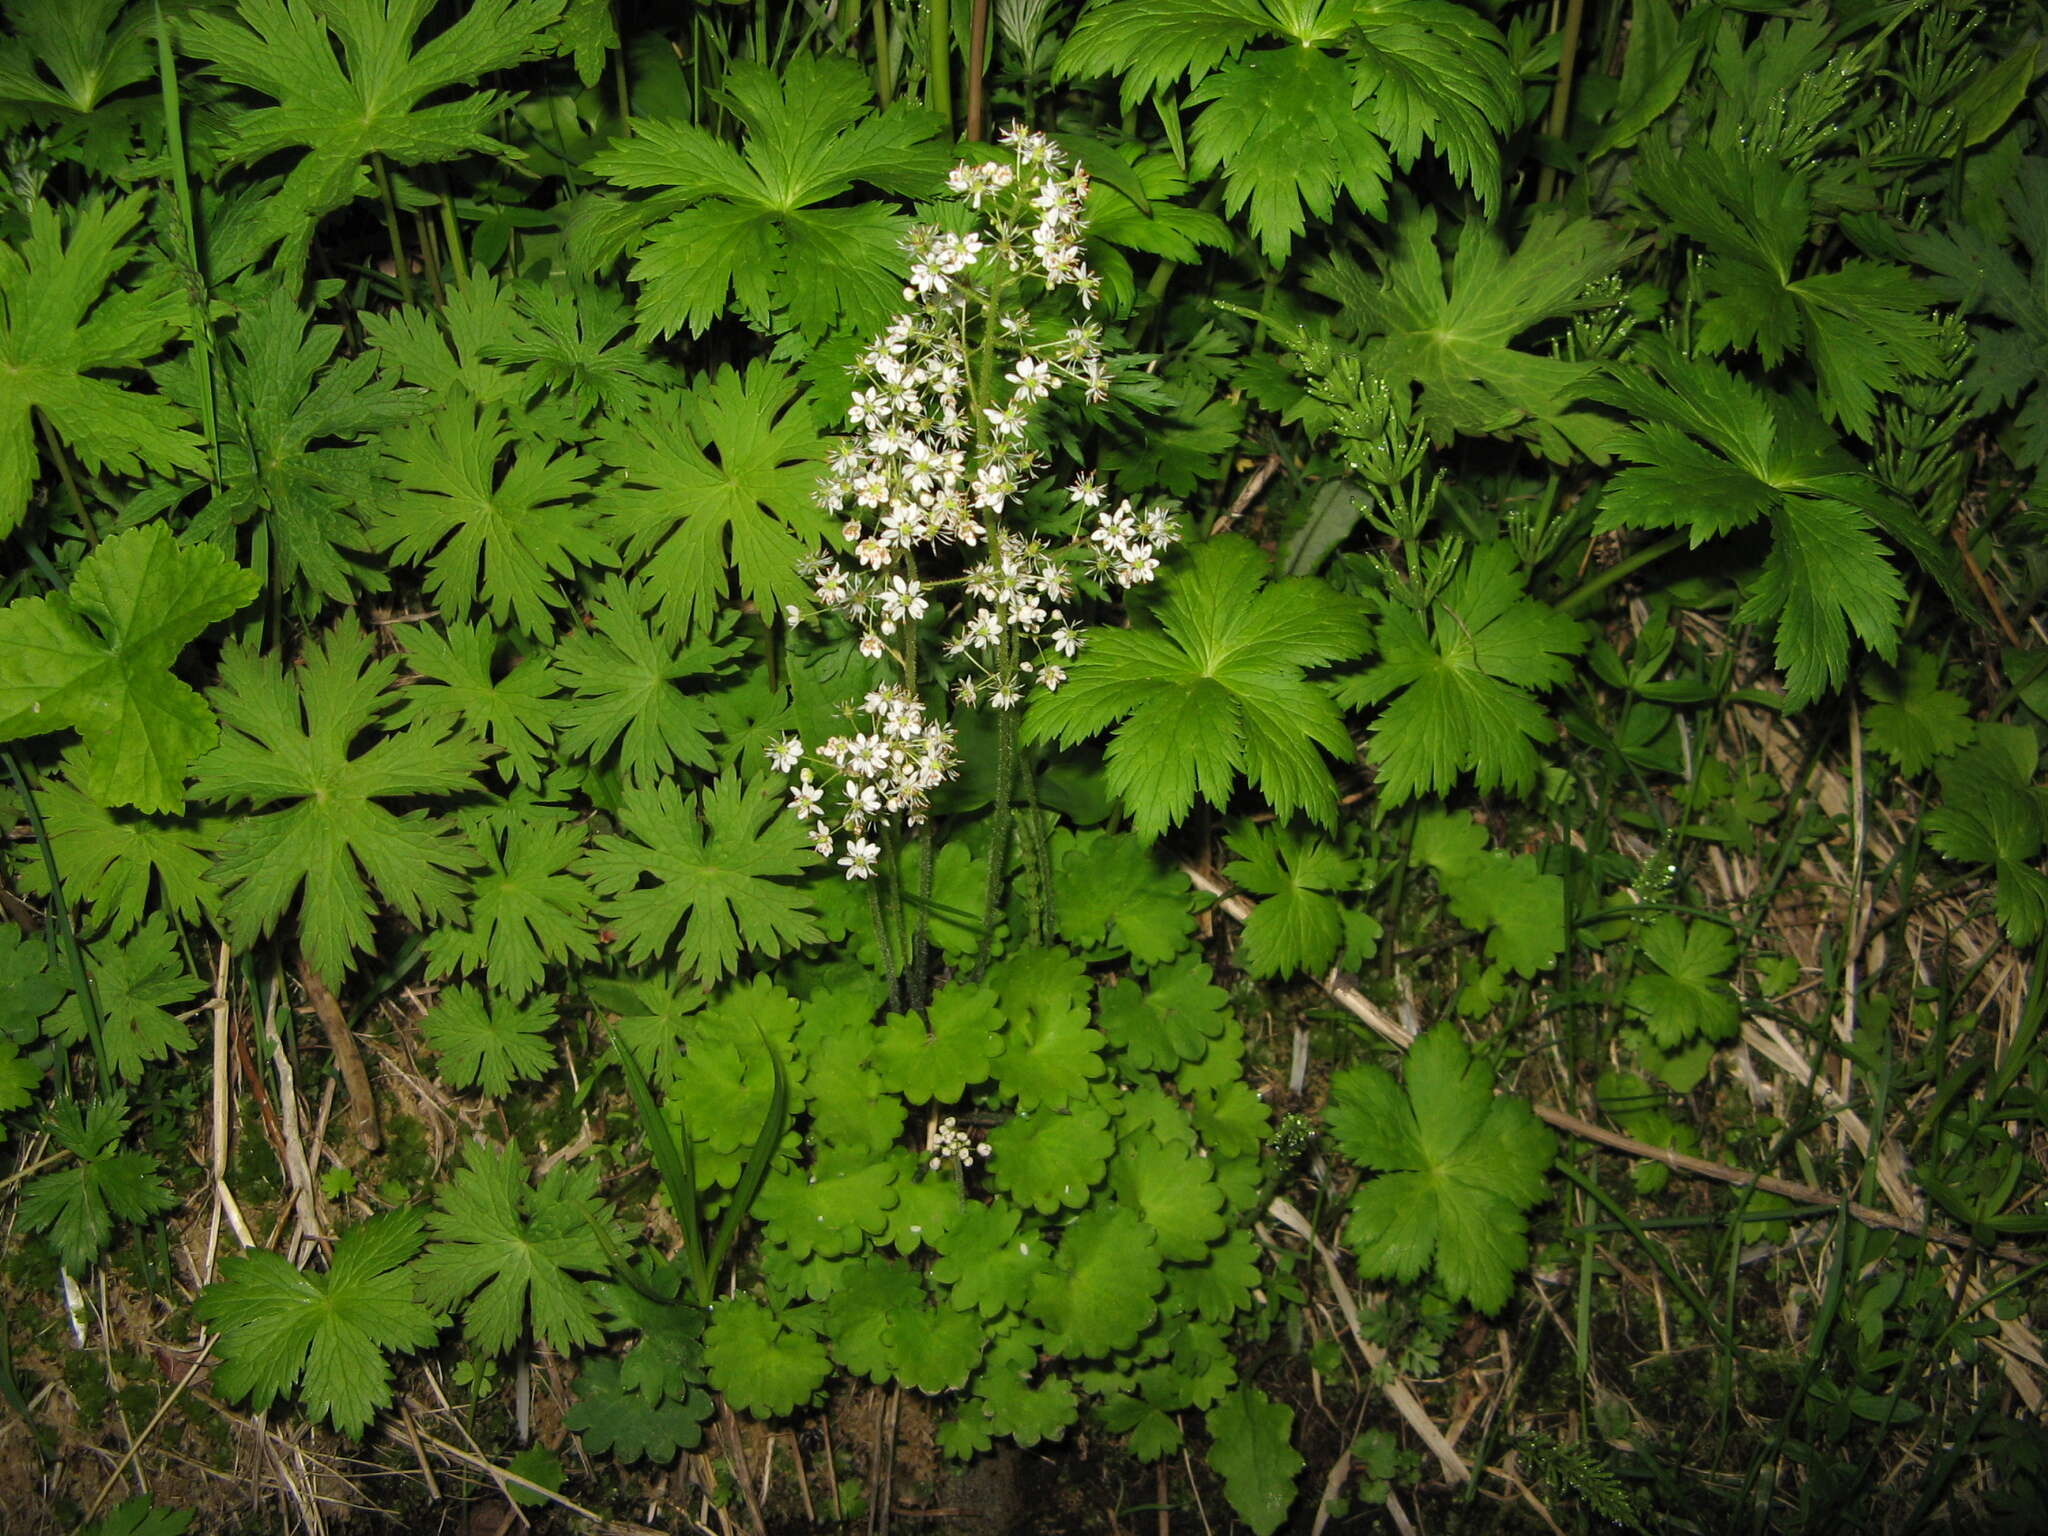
(774, 125), (1180, 875)
(803, 127), (1178, 692)
(930, 123), (1097, 306)
(768, 685), (959, 879)
(927, 1115), (993, 1171)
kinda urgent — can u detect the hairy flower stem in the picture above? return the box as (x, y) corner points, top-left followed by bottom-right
(370, 153), (416, 307)
(976, 706), (1019, 979)
(910, 823), (936, 1011)
(868, 877), (905, 1015)
(1017, 753), (1056, 945)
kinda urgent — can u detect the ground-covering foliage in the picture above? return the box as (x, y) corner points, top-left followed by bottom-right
(1, 0), (2045, 1531)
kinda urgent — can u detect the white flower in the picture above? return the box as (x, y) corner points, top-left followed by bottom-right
(838, 838), (881, 879)
(767, 734), (805, 773)
(859, 633), (886, 659)
(1039, 665), (1067, 691)
(878, 575), (929, 626)
(963, 609), (1002, 650)
(1048, 620), (1082, 657)
(789, 775), (825, 820)
(1006, 356), (1055, 402)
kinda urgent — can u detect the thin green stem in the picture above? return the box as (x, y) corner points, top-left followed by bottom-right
(153, 0), (220, 484)
(910, 822), (936, 1011)
(872, 0), (894, 105)
(868, 879), (904, 1014)
(965, 0), (989, 141)
(1558, 530), (1688, 617)
(927, 0), (953, 135)
(977, 705), (1018, 978)
(1536, 0), (1589, 205)
(4, 751), (109, 1095)
(33, 409), (96, 545)
(370, 153), (417, 306)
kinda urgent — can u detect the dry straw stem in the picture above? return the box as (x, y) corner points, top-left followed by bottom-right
(1188, 831), (2048, 1413)
(1181, 865), (2038, 1268)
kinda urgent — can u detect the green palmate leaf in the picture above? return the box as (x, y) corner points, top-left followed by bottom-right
(1345, 0), (1517, 207)
(1056, 0), (1270, 103)
(1310, 208), (1630, 458)
(1224, 824), (1358, 979)
(968, 1335), (1080, 1447)
(184, 0), (567, 276)
(565, 1356), (709, 1463)
(756, 1153), (897, 1261)
(1593, 338), (1950, 705)
(49, 918), (198, 1083)
(1188, 47), (1391, 266)
(551, 580), (744, 784)
(390, 622), (560, 788)
(1060, 0), (1512, 263)
(1205, 1387), (1304, 1536)
(702, 1297), (831, 1418)
(195, 289), (416, 603)
(1634, 141), (1941, 440)
(0, 1042), (42, 1112)
(1890, 156), (2048, 478)
(501, 277), (685, 419)
(1624, 917), (1740, 1050)
(359, 274), (528, 406)
(0, 0), (154, 116)
(598, 362), (830, 638)
(0, 525), (259, 814)
(929, 1200), (1049, 1318)
(591, 1260), (706, 1408)
(1411, 812), (1564, 977)
(1095, 958), (1230, 1071)
(1326, 1026), (1554, 1312)
(1026, 536), (1369, 837)
(872, 983), (1002, 1104)
(804, 1025), (906, 1159)
(0, 192), (204, 541)
(194, 624), (484, 986)
(1924, 726), (2048, 944)
(422, 802), (598, 1001)
(587, 54), (947, 338)
(18, 1095), (175, 1272)
(986, 1102), (1116, 1214)
(893, 1301), (986, 1394)
(419, 984), (555, 1096)
(416, 1141), (610, 1356)
(40, 772), (216, 938)
(819, 1256), (921, 1380)
(370, 398), (615, 637)
(1111, 1137), (1226, 1260)
(1083, 147), (1233, 312)
(1051, 829), (1197, 968)
(582, 771), (822, 981)
(987, 948), (1106, 1112)
(76, 1495), (193, 1536)
(195, 1211), (441, 1437)
(0, 925), (66, 1044)
(1338, 544), (1583, 803)
(1027, 1205), (1164, 1358)
(1862, 649), (1974, 776)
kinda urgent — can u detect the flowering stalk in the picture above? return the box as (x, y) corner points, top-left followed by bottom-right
(766, 126), (1180, 991)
